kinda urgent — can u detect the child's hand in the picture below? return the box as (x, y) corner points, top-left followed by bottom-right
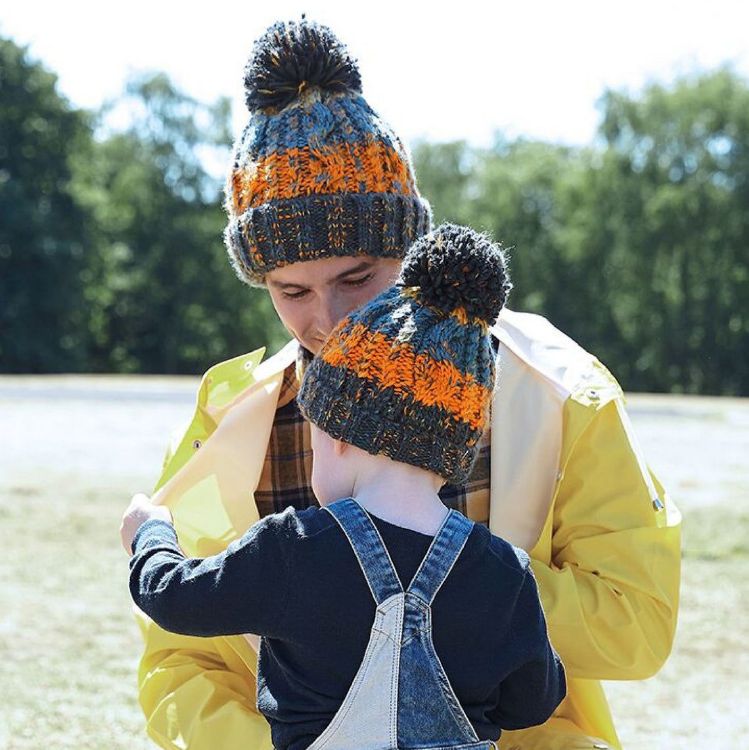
(120, 493), (173, 554)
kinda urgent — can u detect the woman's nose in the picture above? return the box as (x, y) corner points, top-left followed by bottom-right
(317, 298), (346, 336)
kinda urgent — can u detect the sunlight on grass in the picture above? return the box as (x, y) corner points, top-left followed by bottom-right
(1, 380), (747, 749)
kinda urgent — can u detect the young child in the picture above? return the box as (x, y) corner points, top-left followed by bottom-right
(122, 223), (566, 750)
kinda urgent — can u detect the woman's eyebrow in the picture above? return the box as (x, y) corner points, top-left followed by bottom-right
(269, 261), (375, 290)
(330, 260), (375, 283)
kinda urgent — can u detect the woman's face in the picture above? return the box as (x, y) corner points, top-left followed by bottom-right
(265, 255), (402, 355)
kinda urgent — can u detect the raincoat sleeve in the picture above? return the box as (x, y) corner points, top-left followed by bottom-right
(134, 438), (275, 750)
(530, 395), (682, 681)
(135, 613), (272, 750)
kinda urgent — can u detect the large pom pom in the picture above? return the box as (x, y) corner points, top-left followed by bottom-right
(243, 16), (362, 114)
(398, 223), (512, 325)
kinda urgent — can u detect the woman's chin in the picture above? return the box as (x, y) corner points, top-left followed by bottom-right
(302, 338), (324, 356)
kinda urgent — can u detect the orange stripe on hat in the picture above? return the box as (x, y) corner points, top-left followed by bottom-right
(320, 323), (492, 432)
(230, 141), (416, 214)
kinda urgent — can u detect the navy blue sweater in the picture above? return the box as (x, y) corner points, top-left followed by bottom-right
(130, 504), (565, 749)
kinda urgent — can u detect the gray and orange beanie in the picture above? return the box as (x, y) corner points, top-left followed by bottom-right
(296, 223), (512, 486)
(223, 16), (433, 288)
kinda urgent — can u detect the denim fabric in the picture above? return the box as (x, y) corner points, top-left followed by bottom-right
(309, 498), (498, 750)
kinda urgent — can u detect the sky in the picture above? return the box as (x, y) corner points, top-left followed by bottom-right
(3, 0), (749, 153)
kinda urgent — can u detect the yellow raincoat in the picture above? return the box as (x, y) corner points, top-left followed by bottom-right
(134, 308), (682, 750)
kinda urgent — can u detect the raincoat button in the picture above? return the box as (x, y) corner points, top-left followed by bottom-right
(587, 388), (600, 400)
(192, 439), (202, 450)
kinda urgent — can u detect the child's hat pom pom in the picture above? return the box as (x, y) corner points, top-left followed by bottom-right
(399, 222), (512, 325)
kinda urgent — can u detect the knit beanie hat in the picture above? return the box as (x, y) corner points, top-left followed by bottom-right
(223, 15), (433, 288)
(296, 223), (512, 486)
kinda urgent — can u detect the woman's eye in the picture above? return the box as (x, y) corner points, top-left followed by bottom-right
(345, 274), (373, 288)
(282, 274), (373, 300)
(283, 289), (309, 300)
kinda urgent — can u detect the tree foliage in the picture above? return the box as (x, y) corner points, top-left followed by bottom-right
(0, 38), (92, 371)
(70, 72), (287, 373)
(0, 38), (287, 375)
(1, 34), (747, 394)
(414, 68), (749, 394)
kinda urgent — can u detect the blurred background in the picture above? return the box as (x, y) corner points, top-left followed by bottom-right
(1, 2), (748, 749)
(2, 0), (748, 392)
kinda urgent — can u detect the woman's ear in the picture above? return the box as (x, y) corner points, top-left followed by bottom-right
(333, 438), (348, 457)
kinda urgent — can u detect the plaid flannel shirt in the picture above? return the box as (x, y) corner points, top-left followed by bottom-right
(254, 337), (497, 526)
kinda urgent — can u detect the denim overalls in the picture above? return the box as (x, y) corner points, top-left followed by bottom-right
(308, 497), (499, 750)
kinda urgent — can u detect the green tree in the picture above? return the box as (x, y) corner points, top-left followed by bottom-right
(4, 42), (747, 392)
(586, 67), (749, 393)
(71, 72), (288, 374)
(411, 139), (475, 225)
(415, 70), (749, 395)
(0, 37), (93, 372)
(415, 137), (588, 329)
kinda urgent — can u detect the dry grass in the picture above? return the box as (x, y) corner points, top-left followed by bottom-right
(1, 378), (747, 749)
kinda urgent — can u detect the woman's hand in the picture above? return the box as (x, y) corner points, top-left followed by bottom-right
(121, 493), (173, 554)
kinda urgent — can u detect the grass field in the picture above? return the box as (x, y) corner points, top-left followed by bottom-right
(1, 377), (747, 749)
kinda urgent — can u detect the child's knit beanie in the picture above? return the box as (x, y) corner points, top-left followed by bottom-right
(223, 15), (433, 288)
(296, 223), (512, 486)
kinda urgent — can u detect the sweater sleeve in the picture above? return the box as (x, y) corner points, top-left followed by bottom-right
(489, 568), (567, 730)
(129, 512), (294, 639)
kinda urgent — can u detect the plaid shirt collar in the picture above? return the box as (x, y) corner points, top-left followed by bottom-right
(274, 341), (313, 409)
(253, 336), (496, 526)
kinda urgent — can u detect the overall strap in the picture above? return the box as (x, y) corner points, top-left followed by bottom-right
(324, 498), (403, 606)
(406, 509), (474, 605)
